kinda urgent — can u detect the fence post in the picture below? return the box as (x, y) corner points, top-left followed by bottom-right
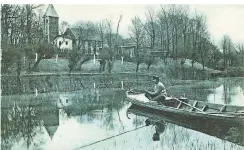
(35, 88), (38, 97)
(121, 81), (124, 89)
(56, 54), (58, 63)
(94, 55), (96, 64)
(35, 53), (38, 62)
(23, 56), (26, 66)
(121, 56), (124, 65)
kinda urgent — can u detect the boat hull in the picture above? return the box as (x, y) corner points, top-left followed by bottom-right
(127, 107), (244, 147)
(127, 93), (244, 125)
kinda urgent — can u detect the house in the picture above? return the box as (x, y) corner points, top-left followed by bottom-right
(117, 43), (136, 59)
(43, 4), (102, 57)
(116, 42), (166, 60)
(55, 28), (102, 56)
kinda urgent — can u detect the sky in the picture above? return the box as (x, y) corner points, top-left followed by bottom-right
(41, 4), (244, 46)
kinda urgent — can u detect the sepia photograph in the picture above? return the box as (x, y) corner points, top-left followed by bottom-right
(1, 2), (244, 150)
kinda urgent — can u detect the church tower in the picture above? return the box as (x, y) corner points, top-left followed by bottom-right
(43, 4), (59, 43)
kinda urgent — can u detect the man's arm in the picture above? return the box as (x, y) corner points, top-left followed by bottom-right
(150, 86), (164, 96)
(144, 86), (164, 97)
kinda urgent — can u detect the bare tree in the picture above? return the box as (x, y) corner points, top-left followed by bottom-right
(129, 16), (147, 72)
(115, 15), (123, 47)
(25, 4), (43, 44)
(99, 15), (123, 73)
(237, 44), (244, 66)
(68, 21), (97, 73)
(60, 21), (68, 34)
(129, 16), (145, 50)
(197, 14), (208, 70)
(138, 9), (156, 49)
(221, 35), (233, 70)
(158, 5), (171, 64)
(96, 20), (107, 48)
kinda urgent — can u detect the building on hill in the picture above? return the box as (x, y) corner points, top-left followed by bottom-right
(42, 4), (102, 57)
(54, 27), (102, 57)
(116, 43), (136, 59)
(43, 4), (59, 43)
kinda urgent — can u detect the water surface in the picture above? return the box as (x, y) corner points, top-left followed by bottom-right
(2, 77), (244, 150)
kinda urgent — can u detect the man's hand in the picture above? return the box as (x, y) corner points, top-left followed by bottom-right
(144, 90), (151, 95)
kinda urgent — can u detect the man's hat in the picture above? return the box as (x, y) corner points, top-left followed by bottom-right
(152, 76), (159, 81)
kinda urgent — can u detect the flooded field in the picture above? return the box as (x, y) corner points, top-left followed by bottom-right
(1, 75), (244, 150)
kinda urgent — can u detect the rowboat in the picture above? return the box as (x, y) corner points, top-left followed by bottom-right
(126, 91), (244, 125)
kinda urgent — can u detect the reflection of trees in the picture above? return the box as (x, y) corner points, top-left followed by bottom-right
(2, 75), (151, 96)
(223, 80), (232, 104)
(103, 108), (115, 130)
(116, 104), (125, 130)
(1, 105), (42, 149)
(64, 90), (127, 131)
(101, 93), (125, 130)
(1, 76), (23, 95)
(238, 79), (244, 91)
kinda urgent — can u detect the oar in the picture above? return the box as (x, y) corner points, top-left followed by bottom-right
(128, 88), (145, 94)
(172, 97), (207, 114)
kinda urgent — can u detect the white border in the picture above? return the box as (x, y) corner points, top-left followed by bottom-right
(1, 0), (244, 4)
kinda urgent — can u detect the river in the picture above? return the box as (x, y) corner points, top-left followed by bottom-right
(1, 76), (244, 150)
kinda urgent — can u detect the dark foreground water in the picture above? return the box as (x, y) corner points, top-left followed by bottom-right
(1, 77), (244, 150)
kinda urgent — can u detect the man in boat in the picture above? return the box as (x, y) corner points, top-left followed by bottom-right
(144, 76), (167, 103)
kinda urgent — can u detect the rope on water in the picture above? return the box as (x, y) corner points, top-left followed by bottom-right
(73, 125), (147, 150)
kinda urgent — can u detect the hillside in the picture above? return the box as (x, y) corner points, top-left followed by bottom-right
(35, 58), (219, 79)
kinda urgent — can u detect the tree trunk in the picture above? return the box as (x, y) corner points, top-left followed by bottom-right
(99, 60), (105, 72)
(172, 30), (174, 59)
(147, 64), (151, 72)
(166, 23), (170, 63)
(17, 55), (21, 76)
(31, 55), (43, 71)
(175, 26), (178, 60)
(200, 46), (205, 71)
(183, 29), (186, 55)
(17, 76), (22, 94)
(136, 62), (140, 72)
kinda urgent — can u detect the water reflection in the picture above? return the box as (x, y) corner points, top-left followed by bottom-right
(127, 107), (244, 149)
(2, 77), (244, 150)
(167, 78), (244, 106)
(1, 75), (152, 95)
(1, 104), (58, 150)
(208, 84), (244, 106)
(144, 119), (166, 141)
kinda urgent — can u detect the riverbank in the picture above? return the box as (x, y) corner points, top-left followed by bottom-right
(1, 77), (224, 107)
(2, 58), (222, 80)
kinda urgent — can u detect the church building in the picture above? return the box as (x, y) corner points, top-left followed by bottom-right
(43, 4), (59, 43)
(43, 4), (102, 56)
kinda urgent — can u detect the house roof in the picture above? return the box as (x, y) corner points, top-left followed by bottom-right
(54, 34), (73, 40)
(43, 4), (59, 18)
(64, 28), (102, 41)
(69, 28), (81, 39)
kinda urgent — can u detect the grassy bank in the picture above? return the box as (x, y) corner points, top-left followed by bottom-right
(2, 57), (223, 81)
(34, 58), (220, 80)
(36, 59), (166, 75)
